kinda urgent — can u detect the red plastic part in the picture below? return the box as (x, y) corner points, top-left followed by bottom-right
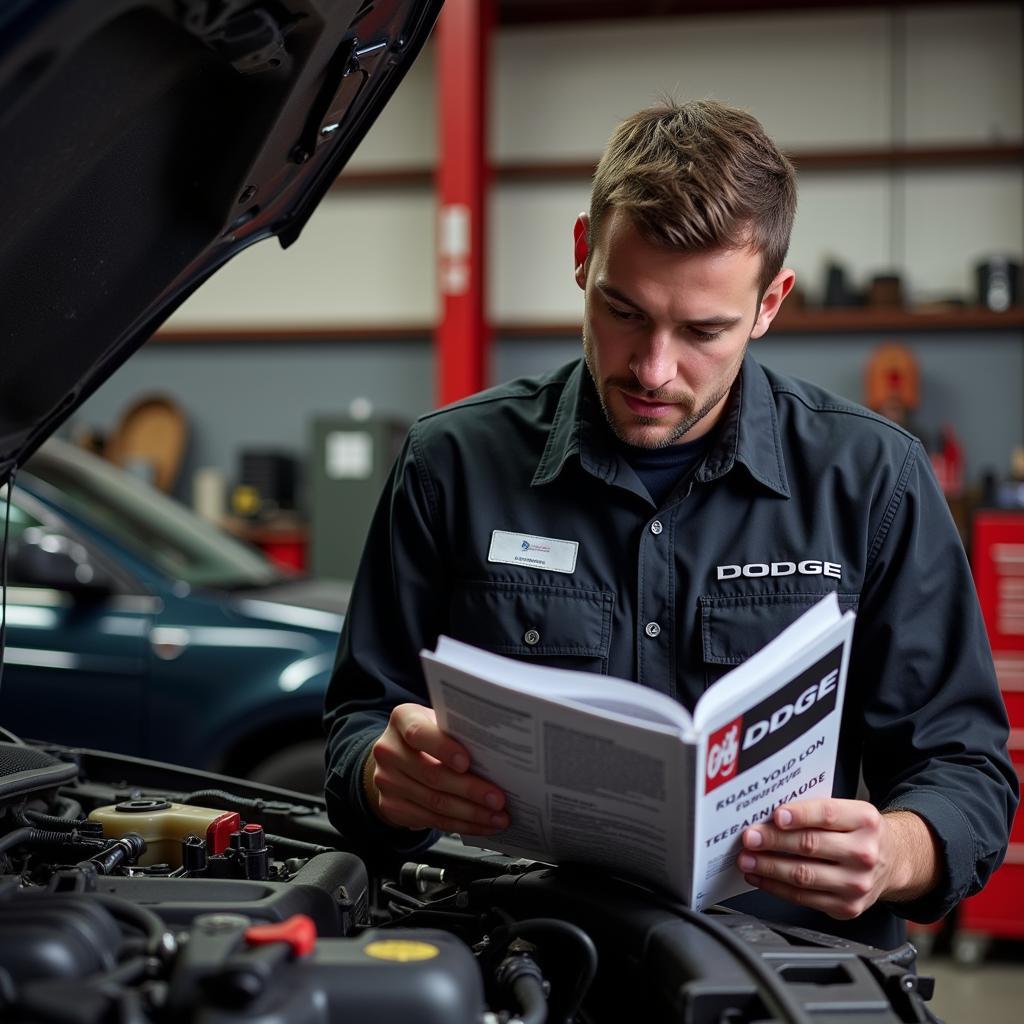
(258, 537), (306, 572)
(435, 0), (496, 406)
(206, 811), (242, 855)
(244, 914), (318, 957)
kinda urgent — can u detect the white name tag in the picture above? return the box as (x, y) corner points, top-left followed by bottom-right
(488, 530), (578, 574)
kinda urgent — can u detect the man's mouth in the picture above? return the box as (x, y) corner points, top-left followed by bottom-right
(620, 392), (680, 417)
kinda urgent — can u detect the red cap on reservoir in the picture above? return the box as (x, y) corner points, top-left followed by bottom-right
(245, 914), (317, 957)
(206, 811), (242, 854)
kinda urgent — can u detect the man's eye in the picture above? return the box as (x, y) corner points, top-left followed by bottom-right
(606, 303), (639, 321)
(691, 327), (724, 342)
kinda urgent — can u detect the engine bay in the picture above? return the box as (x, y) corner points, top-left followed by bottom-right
(0, 738), (941, 1023)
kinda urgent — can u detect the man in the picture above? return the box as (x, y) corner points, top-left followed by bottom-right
(324, 100), (1017, 948)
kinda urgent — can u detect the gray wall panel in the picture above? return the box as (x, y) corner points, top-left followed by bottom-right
(69, 342), (434, 506)
(72, 333), (1022, 508)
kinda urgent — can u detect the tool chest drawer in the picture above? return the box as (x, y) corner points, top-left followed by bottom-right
(973, 512), (1024, 651)
(959, 512), (1024, 951)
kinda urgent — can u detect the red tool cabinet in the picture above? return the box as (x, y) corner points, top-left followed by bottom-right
(952, 511), (1024, 961)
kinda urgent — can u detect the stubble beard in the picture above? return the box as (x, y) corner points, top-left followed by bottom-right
(583, 325), (744, 450)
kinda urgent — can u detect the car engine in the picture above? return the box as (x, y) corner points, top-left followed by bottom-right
(0, 738), (940, 1023)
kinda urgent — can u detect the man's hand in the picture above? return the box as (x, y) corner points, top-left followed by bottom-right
(737, 799), (940, 920)
(363, 703), (509, 835)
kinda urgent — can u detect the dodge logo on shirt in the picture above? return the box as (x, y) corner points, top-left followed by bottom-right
(717, 560), (842, 581)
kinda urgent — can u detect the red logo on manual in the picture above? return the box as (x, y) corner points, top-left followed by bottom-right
(705, 716), (742, 793)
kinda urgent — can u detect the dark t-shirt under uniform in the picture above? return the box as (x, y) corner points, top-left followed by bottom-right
(617, 431), (714, 507)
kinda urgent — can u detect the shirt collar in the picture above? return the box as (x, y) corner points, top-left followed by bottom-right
(531, 360), (594, 486)
(532, 352), (790, 498)
(696, 351), (790, 498)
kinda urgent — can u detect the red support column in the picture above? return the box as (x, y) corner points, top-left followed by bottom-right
(435, 0), (494, 407)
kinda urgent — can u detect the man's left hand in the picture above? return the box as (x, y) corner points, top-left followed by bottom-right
(738, 799), (940, 920)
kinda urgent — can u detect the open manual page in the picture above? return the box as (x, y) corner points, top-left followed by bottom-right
(421, 593), (855, 910)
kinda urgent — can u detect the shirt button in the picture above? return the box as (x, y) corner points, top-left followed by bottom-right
(645, 622), (661, 638)
(523, 628), (541, 646)
(650, 520), (663, 535)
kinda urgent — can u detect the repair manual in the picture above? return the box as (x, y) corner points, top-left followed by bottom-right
(421, 592), (855, 909)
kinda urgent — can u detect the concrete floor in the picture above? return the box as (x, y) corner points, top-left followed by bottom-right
(918, 943), (1024, 1023)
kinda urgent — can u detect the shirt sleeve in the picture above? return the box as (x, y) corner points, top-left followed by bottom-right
(854, 440), (1019, 921)
(322, 425), (444, 854)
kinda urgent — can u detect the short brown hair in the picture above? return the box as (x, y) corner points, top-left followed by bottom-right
(589, 100), (797, 294)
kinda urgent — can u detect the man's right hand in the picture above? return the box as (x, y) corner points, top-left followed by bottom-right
(363, 703), (509, 835)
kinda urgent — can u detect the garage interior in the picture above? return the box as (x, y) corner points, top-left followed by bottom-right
(4, 1), (1023, 1020)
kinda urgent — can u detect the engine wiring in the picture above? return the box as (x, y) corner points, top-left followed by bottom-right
(0, 772), (944, 1023)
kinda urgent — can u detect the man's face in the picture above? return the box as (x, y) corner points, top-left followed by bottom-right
(575, 208), (792, 449)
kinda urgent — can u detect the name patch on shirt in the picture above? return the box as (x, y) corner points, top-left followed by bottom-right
(488, 530), (578, 574)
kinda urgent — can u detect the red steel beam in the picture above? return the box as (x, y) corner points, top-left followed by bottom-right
(435, 0), (495, 406)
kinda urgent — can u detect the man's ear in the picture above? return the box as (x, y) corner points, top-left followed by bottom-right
(751, 268), (796, 339)
(573, 213), (590, 291)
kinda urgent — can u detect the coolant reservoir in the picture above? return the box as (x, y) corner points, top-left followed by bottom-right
(88, 799), (241, 867)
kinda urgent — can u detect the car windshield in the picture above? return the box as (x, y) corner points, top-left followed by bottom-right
(21, 440), (284, 590)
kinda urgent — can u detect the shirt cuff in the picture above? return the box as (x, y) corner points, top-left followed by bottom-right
(881, 790), (976, 922)
(324, 727), (438, 857)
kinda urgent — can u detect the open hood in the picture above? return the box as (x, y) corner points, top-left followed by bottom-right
(0, 0), (442, 484)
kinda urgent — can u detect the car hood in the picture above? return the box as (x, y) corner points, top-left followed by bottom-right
(234, 577), (351, 617)
(0, 0), (442, 484)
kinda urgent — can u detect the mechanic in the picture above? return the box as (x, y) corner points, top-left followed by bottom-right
(323, 99), (1018, 949)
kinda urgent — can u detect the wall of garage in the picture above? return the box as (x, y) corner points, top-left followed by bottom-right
(71, 2), (1024, 502)
(68, 331), (1024, 506)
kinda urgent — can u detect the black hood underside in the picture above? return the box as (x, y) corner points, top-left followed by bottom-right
(0, 0), (442, 484)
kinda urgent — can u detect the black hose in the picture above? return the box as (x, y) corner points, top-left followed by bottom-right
(183, 789), (317, 813)
(18, 809), (93, 832)
(496, 952), (549, 1024)
(0, 826), (34, 854)
(511, 973), (548, 1024)
(55, 795), (84, 819)
(87, 893), (173, 961)
(184, 789), (267, 810)
(0, 827), (96, 853)
(19, 793), (87, 830)
(0, 828), (131, 867)
(489, 918), (597, 1024)
(83, 834), (146, 876)
(263, 833), (333, 858)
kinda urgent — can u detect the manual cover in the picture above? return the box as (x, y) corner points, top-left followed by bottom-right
(420, 593), (855, 910)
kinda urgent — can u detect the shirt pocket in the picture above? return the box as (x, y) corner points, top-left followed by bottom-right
(450, 579), (614, 674)
(698, 592), (859, 687)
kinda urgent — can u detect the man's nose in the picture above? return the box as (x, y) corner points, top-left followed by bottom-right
(630, 332), (676, 392)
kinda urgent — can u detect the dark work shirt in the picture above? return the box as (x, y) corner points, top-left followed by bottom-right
(323, 353), (1018, 950)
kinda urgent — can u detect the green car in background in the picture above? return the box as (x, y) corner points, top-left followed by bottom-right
(0, 438), (348, 794)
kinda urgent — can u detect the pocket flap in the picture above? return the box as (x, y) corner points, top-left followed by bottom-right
(700, 592), (858, 666)
(450, 580), (613, 657)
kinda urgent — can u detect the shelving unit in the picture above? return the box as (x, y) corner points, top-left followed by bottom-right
(333, 143), (1024, 191)
(152, 306), (1024, 344)
(320, 140), (1024, 345)
(770, 306), (1024, 333)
